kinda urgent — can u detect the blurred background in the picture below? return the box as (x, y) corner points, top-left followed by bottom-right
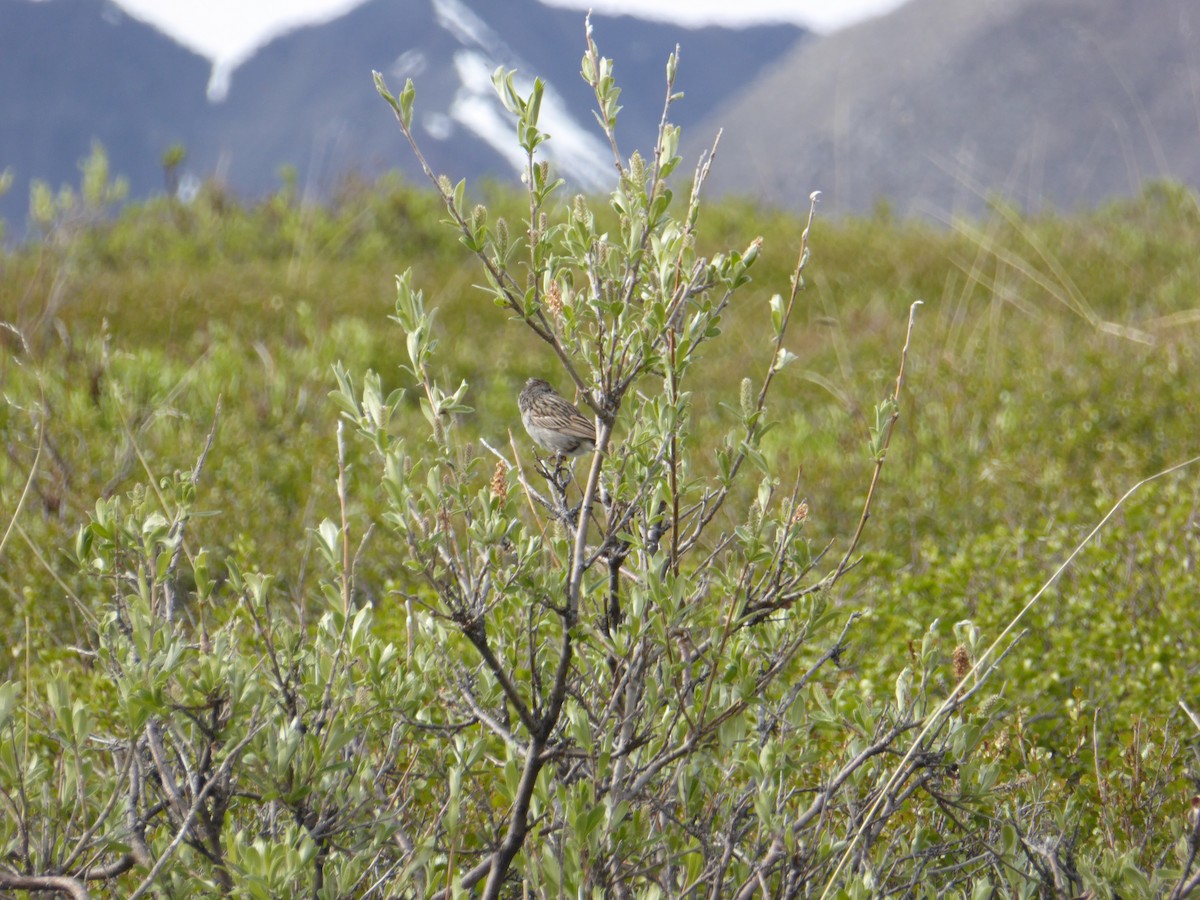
(4, 0), (1195, 233)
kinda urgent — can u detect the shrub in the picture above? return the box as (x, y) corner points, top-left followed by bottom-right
(3, 23), (1200, 900)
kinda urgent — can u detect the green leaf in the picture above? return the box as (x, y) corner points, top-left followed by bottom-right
(895, 666), (913, 710)
(399, 78), (416, 129)
(1000, 823), (1017, 857)
(0, 682), (17, 729)
(372, 70), (395, 104)
(317, 519), (341, 562)
(773, 347), (798, 371)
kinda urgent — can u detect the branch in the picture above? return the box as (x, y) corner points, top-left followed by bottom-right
(480, 729), (552, 899)
(678, 190), (819, 555)
(59, 746), (137, 874)
(829, 300), (921, 582)
(373, 71), (598, 415)
(462, 629), (540, 738)
(164, 396), (221, 625)
(127, 710), (265, 900)
(0, 872), (90, 900)
(629, 617), (858, 796)
(738, 631), (1025, 896)
(454, 424), (604, 898)
(732, 721), (922, 900)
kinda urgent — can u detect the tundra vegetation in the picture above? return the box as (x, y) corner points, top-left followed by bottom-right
(1, 27), (1199, 899)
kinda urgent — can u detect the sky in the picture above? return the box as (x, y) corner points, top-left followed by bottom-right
(111, 0), (909, 70)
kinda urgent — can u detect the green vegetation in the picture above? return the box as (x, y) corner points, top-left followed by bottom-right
(2, 43), (1200, 898)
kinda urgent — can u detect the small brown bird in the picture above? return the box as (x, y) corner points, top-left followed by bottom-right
(518, 378), (596, 457)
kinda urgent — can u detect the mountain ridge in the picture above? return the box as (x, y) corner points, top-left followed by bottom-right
(0, 0), (808, 233)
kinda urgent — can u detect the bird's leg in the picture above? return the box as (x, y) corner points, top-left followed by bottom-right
(530, 450), (576, 523)
(550, 454), (577, 494)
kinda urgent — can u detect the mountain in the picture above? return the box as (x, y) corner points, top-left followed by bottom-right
(0, 0), (212, 230)
(692, 0), (1200, 218)
(0, 0), (808, 234)
(186, 0), (808, 202)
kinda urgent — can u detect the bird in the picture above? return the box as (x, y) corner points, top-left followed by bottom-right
(518, 378), (597, 457)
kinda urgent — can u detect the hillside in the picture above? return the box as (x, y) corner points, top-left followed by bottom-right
(694, 0), (1200, 217)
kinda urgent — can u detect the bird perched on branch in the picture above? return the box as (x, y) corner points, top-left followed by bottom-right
(518, 378), (596, 457)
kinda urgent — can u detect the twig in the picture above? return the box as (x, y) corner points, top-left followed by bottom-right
(0, 377), (44, 563)
(165, 396), (222, 625)
(830, 299), (921, 582)
(373, 71), (596, 415)
(678, 191), (819, 555)
(1092, 708), (1116, 852)
(1179, 700), (1200, 735)
(127, 710), (265, 900)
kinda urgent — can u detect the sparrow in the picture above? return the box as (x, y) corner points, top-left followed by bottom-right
(518, 378), (597, 457)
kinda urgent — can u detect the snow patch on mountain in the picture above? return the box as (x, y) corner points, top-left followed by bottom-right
(433, 0), (498, 48)
(390, 48), (429, 80)
(433, 0), (610, 189)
